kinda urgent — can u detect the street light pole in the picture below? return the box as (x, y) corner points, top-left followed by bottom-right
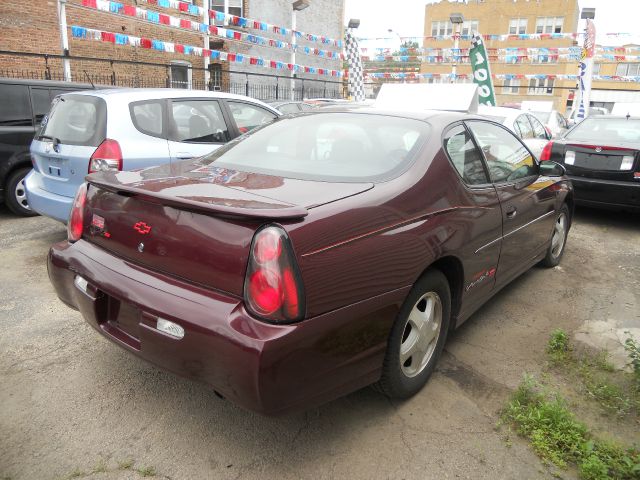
(57, 0), (71, 81)
(449, 13), (464, 84)
(291, 0), (310, 101)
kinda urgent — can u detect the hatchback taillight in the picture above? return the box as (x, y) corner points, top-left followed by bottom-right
(540, 141), (554, 162)
(89, 139), (122, 173)
(244, 226), (305, 323)
(67, 183), (88, 242)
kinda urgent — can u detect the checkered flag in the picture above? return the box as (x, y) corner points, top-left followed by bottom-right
(344, 29), (365, 102)
(471, 34), (483, 49)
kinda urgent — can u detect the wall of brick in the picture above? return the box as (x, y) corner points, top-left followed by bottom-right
(0, 0), (344, 93)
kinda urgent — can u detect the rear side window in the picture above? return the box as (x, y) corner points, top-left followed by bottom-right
(277, 103), (300, 114)
(204, 113), (429, 183)
(131, 100), (164, 138)
(0, 84), (32, 127)
(170, 99), (229, 143)
(30, 88), (52, 125)
(467, 120), (536, 183)
(529, 115), (547, 139)
(443, 125), (489, 185)
(39, 95), (106, 146)
(227, 101), (277, 133)
(514, 115), (534, 139)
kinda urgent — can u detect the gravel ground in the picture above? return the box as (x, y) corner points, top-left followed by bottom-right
(0, 205), (638, 480)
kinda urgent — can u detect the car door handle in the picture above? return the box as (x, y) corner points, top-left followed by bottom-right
(176, 153), (194, 160)
(506, 206), (517, 219)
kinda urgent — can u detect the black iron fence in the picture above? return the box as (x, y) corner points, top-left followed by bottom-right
(0, 50), (345, 101)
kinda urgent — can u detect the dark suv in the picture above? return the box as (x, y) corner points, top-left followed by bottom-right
(0, 78), (96, 216)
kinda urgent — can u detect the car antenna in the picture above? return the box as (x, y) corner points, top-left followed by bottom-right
(626, 113), (631, 120)
(83, 70), (95, 89)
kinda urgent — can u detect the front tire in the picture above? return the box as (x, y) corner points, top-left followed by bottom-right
(5, 167), (37, 217)
(540, 204), (569, 268)
(374, 269), (451, 399)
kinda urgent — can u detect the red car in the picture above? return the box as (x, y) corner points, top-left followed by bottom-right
(48, 109), (573, 414)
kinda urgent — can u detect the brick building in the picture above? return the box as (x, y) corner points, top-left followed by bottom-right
(420, 0), (640, 112)
(0, 0), (345, 99)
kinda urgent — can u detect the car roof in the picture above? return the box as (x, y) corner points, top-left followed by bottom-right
(301, 107), (476, 124)
(63, 88), (278, 110)
(0, 77), (114, 89)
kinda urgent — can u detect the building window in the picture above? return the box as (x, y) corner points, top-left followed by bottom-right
(460, 20), (479, 36)
(502, 78), (520, 94)
(535, 17), (563, 34)
(209, 63), (223, 89)
(616, 63), (640, 76)
(509, 18), (527, 35)
(170, 61), (192, 89)
(528, 78), (554, 95)
(210, 0), (243, 17)
(431, 21), (453, 36)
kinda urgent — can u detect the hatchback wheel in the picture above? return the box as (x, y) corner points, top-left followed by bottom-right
(540, 204), (569, 268)
(374, 269), (451, 398)
(6, 167), (37, 217)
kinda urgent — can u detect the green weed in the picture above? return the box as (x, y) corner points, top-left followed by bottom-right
(547, 329), (571, 364)
(624, 333), (640, 387)
(503, 376), (640, 479)
(136, 466), (157, 477)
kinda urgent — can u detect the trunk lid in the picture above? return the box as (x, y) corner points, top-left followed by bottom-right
(560, 142), (639, 182)
(83, 161), (373, 295)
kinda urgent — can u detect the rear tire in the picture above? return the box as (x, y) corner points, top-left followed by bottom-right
(5, 167), (37, 217)
(374, 269), (451, 399)
(540, 204), (569, 268)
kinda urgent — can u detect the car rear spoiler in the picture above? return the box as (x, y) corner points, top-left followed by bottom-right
(88, 179), (309, 220)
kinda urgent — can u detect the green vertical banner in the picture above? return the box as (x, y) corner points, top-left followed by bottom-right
(469, 34), (496, 106)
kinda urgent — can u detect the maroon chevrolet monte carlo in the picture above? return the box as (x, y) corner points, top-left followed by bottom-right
(48, 109), (573, 414)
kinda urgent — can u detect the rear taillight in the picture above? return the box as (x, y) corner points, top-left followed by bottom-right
(67, 183), (88, 242)
(539, 141), (553, 162)
(244, 226), (305, 323)
(89, 139), (122, 173)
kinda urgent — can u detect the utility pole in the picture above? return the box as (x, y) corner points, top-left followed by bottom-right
(57, 0), (71, 81)
(203, 0), (210, 89)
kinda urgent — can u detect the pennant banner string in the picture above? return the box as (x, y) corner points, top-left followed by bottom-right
(70, 25), (342, 77)
(133, 0), (343, 48)
(356, 32), (636, 42)
(76, 0), (342, 60)
(365, 72), (640, 82)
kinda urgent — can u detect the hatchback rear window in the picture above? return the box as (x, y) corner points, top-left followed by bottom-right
(39, 95), (106, 146)
(566, 118), (640, 143)
(203, 113), (429, 182)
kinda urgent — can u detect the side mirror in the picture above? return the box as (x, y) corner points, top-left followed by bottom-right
(544, 126), (552, 140)
(539, 161), (566, 177)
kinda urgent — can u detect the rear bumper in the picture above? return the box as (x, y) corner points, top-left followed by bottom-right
(48, 240), (404, 414)
(24, 170), (73, 223)
(569, 175), (640, 212)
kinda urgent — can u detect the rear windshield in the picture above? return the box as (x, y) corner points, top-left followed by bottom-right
(38, 94), (106, 146)
(566, 118), (640, 143)
(201, 113), (429, 182)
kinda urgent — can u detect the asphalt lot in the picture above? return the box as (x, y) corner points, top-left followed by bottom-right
(0, 205), (638, 480)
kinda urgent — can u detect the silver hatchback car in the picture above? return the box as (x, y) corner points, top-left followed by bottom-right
(26, 89), (280, 222)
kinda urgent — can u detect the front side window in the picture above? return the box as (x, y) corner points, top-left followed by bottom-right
(201, 113), (429, 183)
(170, 100), (229, 143)
(467, 121), (536, 183)
(443, 125), (489, 185)
(227, 102), (277, 133)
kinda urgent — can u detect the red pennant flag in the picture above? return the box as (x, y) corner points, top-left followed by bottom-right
(101, 31), (115, 43)
(253, 21), (260, 29)
(159, 14), (170, 25)
(318, 68), (324, 75)
(209, 26), (218, 35)
(228, 53), (236, 62)
(82, 0), (97, 7)
(202, 49), (211, 57)
(180, 19), (190, 29)
(270, 60), (277, 69)
(287, 63), (293, 70)
(147, 0), (158, 4)
(175, 44), (185, 53)
(250, 57), (257, 65)
(209, 10), (216, 18)
(140, 38), (152, 49)
(231, 16), (239, 25)
(233, 31), (241, 40)
(178, 2), (188, 12)
(304, 66), (310, 73)
(123, 4), (135, 16)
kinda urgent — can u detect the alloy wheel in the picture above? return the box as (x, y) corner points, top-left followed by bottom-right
(551, 213), (566, 258)
(400, 292), (442, 378)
